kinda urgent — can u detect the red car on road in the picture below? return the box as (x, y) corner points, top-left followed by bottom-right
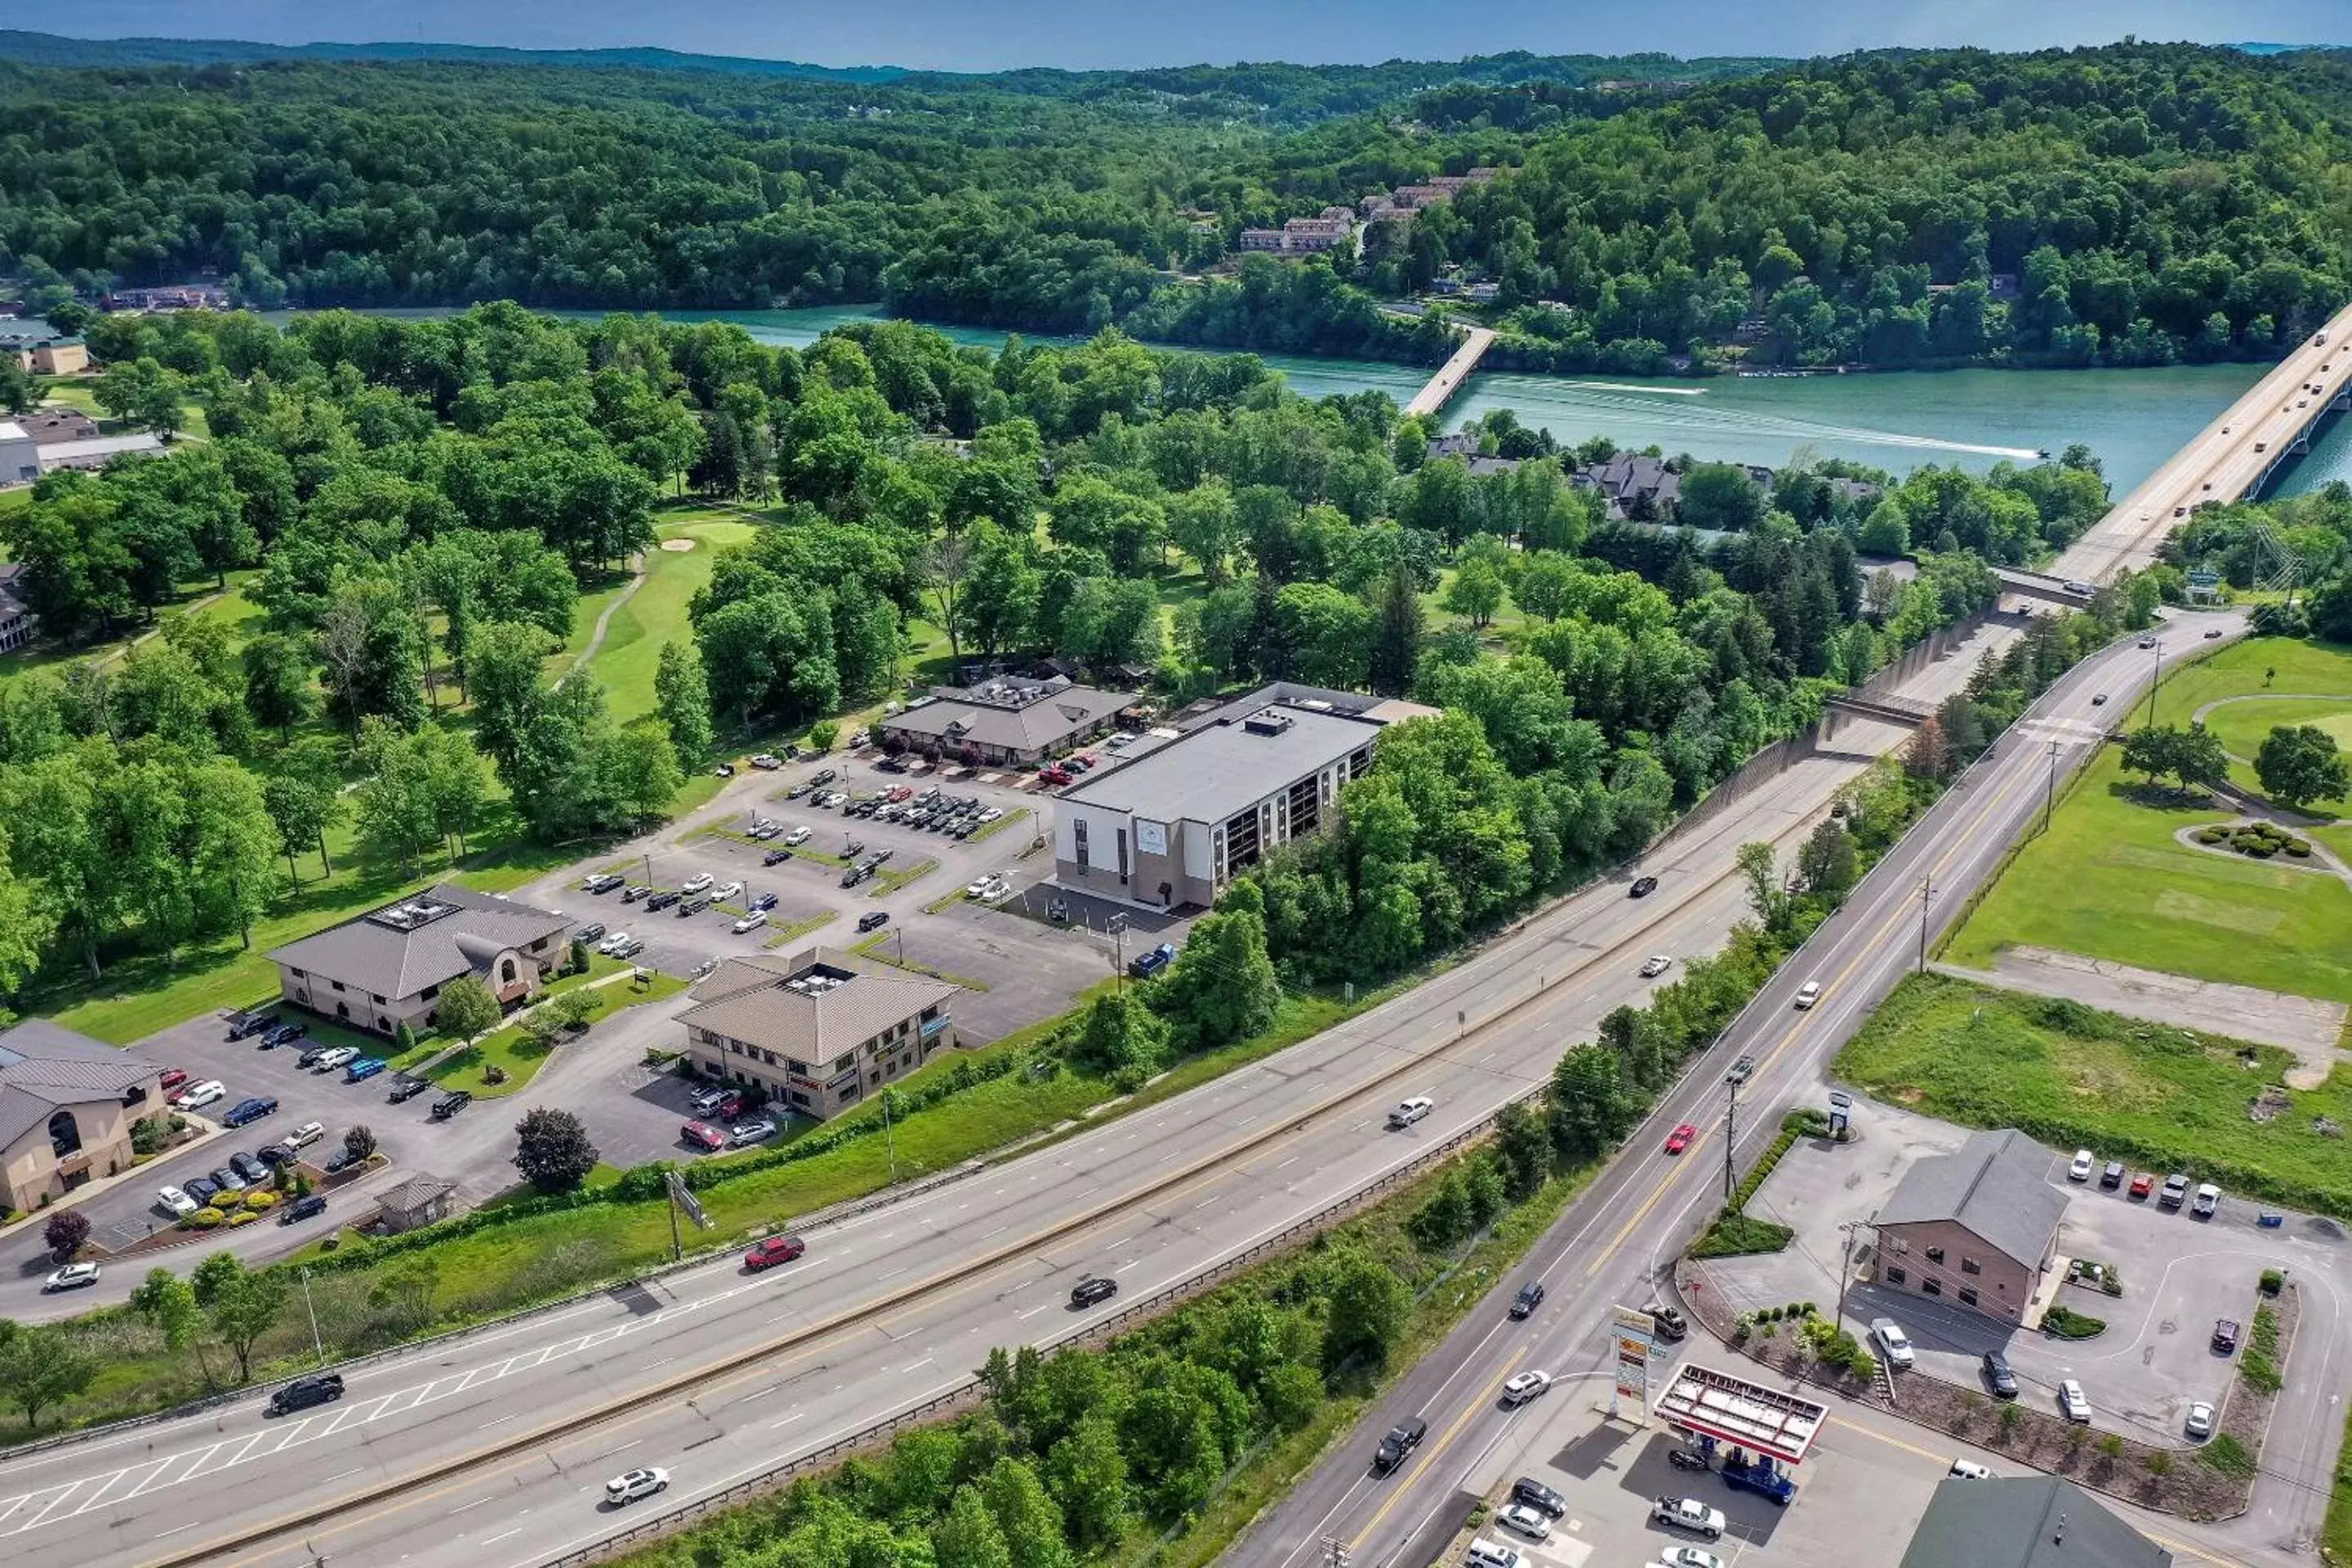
(1664, 1123), (1698, 1156)
(742, 1235), (806, 1272)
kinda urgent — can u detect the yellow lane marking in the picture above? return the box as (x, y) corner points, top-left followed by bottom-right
(1350, 1348), (1530, 1548)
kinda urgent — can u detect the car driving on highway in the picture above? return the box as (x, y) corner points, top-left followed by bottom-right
(1640, 955), (1673, 978)
(1499, 1370), (1552, 1406)
(604, 1467), (669, 1506)
(1069, 1275), (1118, 1308)
(1663, 1122), (1697, 1155)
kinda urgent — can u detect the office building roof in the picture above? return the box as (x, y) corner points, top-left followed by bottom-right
(680, 947), (956, 1062)
(0, 1019), (156, 1148)
(270, 883), (570, 1000)
(1060, 701), (1381, 827)
(1900, 1477), (2169, 1568)
(880, 677), (1125, 755)
(1878, 1128), (2068, 1270)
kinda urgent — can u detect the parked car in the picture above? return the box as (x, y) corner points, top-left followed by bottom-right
(1793, 980), (1822, 1009)
(1388, 1096), (1433, 1129)
(158, 1067), (189, 1094)
(184, 1175), (221, 1209)
(713, 762), (735, 777)
(226, 1010), (276, 1041)
(345, 1057), (387, 1084)
(681, 1120), (728, 1152)
(1628, 875), (1659, 898)
(1371, 1416), (1427, 1475)
(282, 1194), (328, 1225)
(857, 911), (890, 933)
(842, 839), (865, 858)
(784, 825), (812, 846)
(749, 891), (777, 913)
(1640, 955), (1673, 978)
(320, 1147), (362, 1175)
(310, 1047), (359, 1073)
(157, 1185), (198, 1218)
(585, 872), (625, 893)
(1494, 1502), (1552, 1541)
(1871, 1318), (1916, 1370)
(2100, 1160), (2126, 1190)
(1949, 1459), (1992, 1481)
(267, 1373), (344, 1414)
(750, 754), (783, 770)
(678, 895), (711, 916)
(1981, 1351), (2019, 1399)
(784, 782), (813, 800)
(1070, 1275), (1119, 1308)
(743, 1234), (806, 1271)
(2068, 1149), (2095, 1182)
(621, 884), (648, 902)
(224, 1095), (280, 1127)
(604, 1468), (670, 1506)
(2058, 1379), (2091, 1423)
(430, 1090), (472, 1120)
(715, 880), (744, 902)
(2129, 1170), (2155, 1199)
(2186, 1401), (2216, 1440)
(732, 912), (768, 934)
(229, 1151), (273, 1185)
(2160, 1173), (2190, 1209)
(1664, 1122), (1698, 1155)
(729, 1118), (777, 1146)
(173, 1079), (226, 1110)
(2192, 1182), (2221, 1217)
(1499, 1370), (1552, 1406)
(763, 849), (794, 866)
(43, 1263), (100, 1293)
(209, 1164), (248, 1194)
(256, 1143), (296, 1169)
(608, 938), (644, 960)
(2212, 1317), (2241, 1353)
(1512, 1476), (1566, 1517)
(680, 872), (713, 895)
(1652, 1497), (1726, 1539)
(574, 922), (607, 945)
(1509, 1281), (1545, 1320)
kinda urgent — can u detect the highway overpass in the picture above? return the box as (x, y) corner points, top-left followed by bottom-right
(2056, 300), (2352, 584)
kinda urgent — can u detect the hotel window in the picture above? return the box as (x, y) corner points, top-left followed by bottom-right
(1883, 1266), (1906, 1285)
(1074, 818), (1089, 871)
(1924, 1246), (1944, 1265)
(1960, 1257), (1981, 1276)
(1958, 1287), (1980, 1307)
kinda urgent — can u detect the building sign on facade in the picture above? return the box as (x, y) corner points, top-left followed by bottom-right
(1135, 819), (1167, 857)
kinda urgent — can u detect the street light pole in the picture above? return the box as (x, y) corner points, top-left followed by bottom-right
(2042, 739), (2060, 833)
(300, 1266), (324, 1366)
(1722, 1075), (1739, 1204)
(1917, 874), (1932, 973)
(2145, 644), (2163, 728)
(883, 1088), (898, 1184)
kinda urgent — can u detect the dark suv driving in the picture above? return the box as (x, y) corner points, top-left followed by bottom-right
(1372, 1416), (1427, 1475)
(1069, 1276), (1118, 1308)
(1509, 1281), (1544, 1320)
(267, 1373), (344, 1415)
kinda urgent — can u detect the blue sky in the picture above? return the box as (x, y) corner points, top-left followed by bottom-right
(47, 1), (2352, 72)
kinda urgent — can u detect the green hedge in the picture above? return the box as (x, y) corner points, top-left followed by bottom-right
(2042, 1304), (2106, 1339)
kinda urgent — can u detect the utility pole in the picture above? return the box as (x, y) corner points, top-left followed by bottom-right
(2042, 739), (2060, 833)
(1916, 874), (1932, 973)
(300, 1266), (324, 1366)
(1835, 1211), (1877, 1330)
(883, 1088), (898, 1184)
(1321, 1536), (1351, 1568)
(1722, 1074), (1739, 1203)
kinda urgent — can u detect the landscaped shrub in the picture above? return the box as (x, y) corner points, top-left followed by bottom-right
(2261, 1267), (2284, 1296)
(2203, 1433), (2256, 1478)
(189, 1207), (224, 1228)
(2042, 1304), (2106, 1339)
(1690, 1209), (1797, 1258)
(2196, 826), (2229, 844)
(2287, 840), (2311, 857)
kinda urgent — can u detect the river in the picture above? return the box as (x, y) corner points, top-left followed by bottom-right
(354, 303), (2352, 499)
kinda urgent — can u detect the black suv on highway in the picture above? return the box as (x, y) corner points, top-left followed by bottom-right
(1509, 1281), (1544, 1320)
(1068, 1276), (1118, 1308)
(267, 1373), (344, 1415)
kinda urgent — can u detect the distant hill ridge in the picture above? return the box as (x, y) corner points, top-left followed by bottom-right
(0, 29), (909, 80)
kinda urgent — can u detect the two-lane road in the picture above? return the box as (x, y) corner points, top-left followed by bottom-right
(1232, 608), (2256, 1568)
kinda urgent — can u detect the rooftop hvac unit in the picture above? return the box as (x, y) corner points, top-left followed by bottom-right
(1243, 710), (1294, 737)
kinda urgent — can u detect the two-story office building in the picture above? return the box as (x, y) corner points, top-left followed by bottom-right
(679, 947), (959, 1120)
(268, 884), (572, 1037)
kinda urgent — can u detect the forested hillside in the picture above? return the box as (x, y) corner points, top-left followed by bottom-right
(3, 43), (2345, 368)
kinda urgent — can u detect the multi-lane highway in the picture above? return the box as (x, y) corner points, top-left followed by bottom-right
(2059, 301), (2352, 583)
(0, 621), (2010, 1568)
(1232, 607), (2250, 1568)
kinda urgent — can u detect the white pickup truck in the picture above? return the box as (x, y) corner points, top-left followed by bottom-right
(1653, 1497), (1726, 1539)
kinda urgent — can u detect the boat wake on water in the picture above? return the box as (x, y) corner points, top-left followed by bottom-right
(1466, 375), (2044, 462)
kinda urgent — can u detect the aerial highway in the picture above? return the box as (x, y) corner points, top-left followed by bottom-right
(0, 625), (2009, 1568)
(2058, 300), (2352, 584)
(1232, 606), (2252, 1568)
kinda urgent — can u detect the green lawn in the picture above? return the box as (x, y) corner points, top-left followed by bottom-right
(584, 512), (755, 725)
(1838, 973), (2352, 1218)
(2148, 635), (2352, 811)
(426, 970), (688, 1097)
(1944, 747), (2352, 1004)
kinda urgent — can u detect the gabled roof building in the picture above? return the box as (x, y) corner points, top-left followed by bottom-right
(270, 883), (572, 1038)
(0, 1019), (166, 1214)
(679, 947), (960, 1120)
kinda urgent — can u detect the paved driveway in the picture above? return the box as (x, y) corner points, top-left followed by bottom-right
(1698, 1099), (2282, 1445)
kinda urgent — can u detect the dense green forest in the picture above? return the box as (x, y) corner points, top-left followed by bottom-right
(0, 301), (2127, 1008)
(3, 42), (2346, 368)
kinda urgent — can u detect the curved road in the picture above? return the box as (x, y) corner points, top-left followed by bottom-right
(0, 626), (2010, 1568)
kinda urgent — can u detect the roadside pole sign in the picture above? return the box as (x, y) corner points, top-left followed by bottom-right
(666, 1170), (712, 1230)
(1611, 1303), (1656, 1416)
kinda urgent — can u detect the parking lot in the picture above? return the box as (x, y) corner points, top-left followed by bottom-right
(1432, 1363), (1968, 1568)
(1697, 1098), (2284, 1445)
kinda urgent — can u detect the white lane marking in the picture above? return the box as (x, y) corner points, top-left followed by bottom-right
(480, 1526), (523, 1545)
(450, 1495), (498, 1515)
(768, 1410), (808, 1431)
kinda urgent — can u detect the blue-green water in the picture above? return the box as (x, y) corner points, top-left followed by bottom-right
(299, 303), (2352, 497)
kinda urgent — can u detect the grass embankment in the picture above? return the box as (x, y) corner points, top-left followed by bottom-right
(581, 511), (754, 724)
(1838, 973), (2352, 1218)
(2325, 1405), (2352, 1561)
(1943, 747), (2352, 1004)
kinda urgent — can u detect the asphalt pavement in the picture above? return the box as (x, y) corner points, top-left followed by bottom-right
(0, 620), (2019, 1568)
(1224, 608), (2300, 1568)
